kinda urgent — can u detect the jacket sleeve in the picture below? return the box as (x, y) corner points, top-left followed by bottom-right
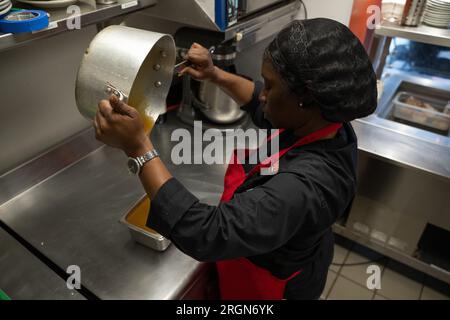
(146, 172), (320, 262)
(240, 81), (273, 130)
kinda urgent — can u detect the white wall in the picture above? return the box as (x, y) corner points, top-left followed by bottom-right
(299, 0), (354, 26)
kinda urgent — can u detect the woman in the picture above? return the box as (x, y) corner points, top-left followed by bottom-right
(94, 18), (377, 300)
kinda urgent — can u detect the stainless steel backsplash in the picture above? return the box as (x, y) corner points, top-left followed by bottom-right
(0, 26), (98, 175)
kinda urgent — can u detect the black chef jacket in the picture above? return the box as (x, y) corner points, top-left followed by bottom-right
(147, 81), (358, 300)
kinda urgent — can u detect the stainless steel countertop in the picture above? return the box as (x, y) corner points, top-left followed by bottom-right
(0, 115), (226, 300)
(353, 117), (450, 179)
(353, 72), (450, 180)
(0, 228), (84, 300)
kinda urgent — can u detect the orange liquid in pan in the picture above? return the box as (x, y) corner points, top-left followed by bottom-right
(125, 197), (157, 234)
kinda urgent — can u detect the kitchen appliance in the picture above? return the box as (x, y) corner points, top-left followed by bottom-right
(75, 25), (176, 133)
(177, 41), (248, 128)
(215, 0), (286, 30)
(239, 0), (285, 17)
(137, 0), (297, 38)
(173, 45), (216, 74)
(194, 80), (246, 125)
(216, 0), (286, 29)
(194, 44), (246, 124)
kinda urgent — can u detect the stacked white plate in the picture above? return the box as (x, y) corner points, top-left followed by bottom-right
(0, 0), (12, 17)
(423, 0), (450, 28)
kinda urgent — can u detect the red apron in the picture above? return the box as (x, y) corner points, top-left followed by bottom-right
(217, 123), (343, 300)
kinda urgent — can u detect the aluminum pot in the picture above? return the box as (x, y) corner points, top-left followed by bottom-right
(75, 25), (176, 132)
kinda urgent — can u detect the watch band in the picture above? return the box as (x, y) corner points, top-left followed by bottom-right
(134, 149), (159, 175)
(136, 149), (159, 167)
(127, 149), (159, 175)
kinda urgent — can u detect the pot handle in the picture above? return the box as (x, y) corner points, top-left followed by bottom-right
(105, 82), (129, 103)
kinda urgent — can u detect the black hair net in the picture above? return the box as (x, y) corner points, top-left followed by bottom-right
(265, 18), (378, 123)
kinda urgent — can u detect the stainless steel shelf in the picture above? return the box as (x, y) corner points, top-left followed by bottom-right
(375, 22), (450, 47)
(0, 0), (157, 52)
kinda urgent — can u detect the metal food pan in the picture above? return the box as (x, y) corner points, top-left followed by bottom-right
(120, 218), (171, 251)
(120, 197), (171, 252)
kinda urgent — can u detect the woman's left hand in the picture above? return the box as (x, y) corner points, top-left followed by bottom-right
(94, 95), (153, 157)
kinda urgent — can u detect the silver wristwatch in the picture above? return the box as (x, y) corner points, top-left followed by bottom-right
(127, 149), (159, 175)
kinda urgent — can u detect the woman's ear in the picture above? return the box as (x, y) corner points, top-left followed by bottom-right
(296, 94), (307, 109)
(297, 89), (316, 109)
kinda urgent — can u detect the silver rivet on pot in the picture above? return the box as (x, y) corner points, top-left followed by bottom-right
(153, 64), (161, 71)
(160, 51), (167, 58)
(155, 81), (162, 88)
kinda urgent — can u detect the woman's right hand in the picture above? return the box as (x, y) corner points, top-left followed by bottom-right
(179, 43), (218, 81)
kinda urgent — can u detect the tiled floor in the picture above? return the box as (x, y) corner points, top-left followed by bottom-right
(321, 237), (450, 300)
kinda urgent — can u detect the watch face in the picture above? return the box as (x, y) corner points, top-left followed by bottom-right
(127, 158), (140, 175)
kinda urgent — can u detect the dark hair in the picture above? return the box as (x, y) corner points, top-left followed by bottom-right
(265, 18), (377, 123)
